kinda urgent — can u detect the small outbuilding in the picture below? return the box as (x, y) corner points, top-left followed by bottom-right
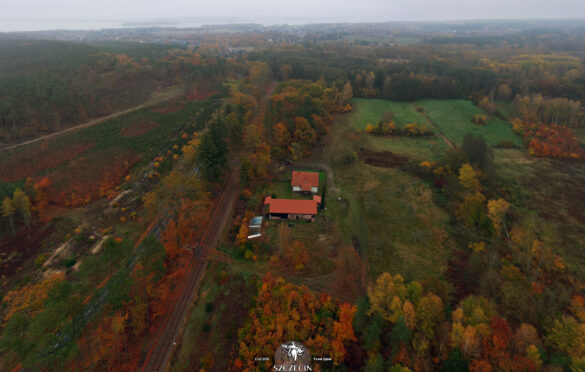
(291, 171), (319, 194)
(247, 216), (263, 239)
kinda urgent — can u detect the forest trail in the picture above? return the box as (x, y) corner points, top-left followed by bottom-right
(0, 86), (184, 153)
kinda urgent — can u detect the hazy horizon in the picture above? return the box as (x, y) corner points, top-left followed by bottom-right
(2, 0), (585, 32)
(2, 16), (585, 33)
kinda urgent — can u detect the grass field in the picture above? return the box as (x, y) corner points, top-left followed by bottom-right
(312, 100), (459, 281)
(349, 98), (429, 130)
(417, 99), (521, 146)
(323, 126), (456, 281)
(344, 98), (448, 162)
(268, 181), (305, 200)
(366, 134), (448, 161)
(495, 101), (516, 120)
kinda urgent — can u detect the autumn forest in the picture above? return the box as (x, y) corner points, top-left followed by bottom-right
(1, 19), (585, 372)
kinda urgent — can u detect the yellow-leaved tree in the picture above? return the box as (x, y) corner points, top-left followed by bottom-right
(487, 198), (510, 239)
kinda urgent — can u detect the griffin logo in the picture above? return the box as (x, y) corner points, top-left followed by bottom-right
(273, 341), (312, 371)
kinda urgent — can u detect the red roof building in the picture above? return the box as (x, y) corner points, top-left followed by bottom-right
(291, 171), (319, 193)
(264, 195), (321, 222)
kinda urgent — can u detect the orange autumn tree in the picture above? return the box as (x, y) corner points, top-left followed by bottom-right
(31, 176), (51, 219)
(235, 274), (356, 370)
(513, 119), (585, 159)
(162, 219), (181, 259)
(284, 240), (310, 271)
(3, 272), (65, 322)
(332, 303), (357, 362)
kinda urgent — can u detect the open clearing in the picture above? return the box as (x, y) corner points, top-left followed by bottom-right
(323, 108), (456, 281)
(417, 99), (521, 146)
(0, 86), (184, 153)
(349, 98), (521, 149)
(0, 96), (219, 183)
(349, 98), (429, 129)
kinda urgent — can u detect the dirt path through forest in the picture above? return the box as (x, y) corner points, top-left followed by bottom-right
(0, 86), (184, 153)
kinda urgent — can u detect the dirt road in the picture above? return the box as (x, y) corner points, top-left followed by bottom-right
(0, 86), (184, 153)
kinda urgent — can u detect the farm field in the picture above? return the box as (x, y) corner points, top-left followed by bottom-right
(417, 99), (521, 146)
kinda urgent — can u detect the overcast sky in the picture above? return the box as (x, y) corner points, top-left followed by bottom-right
(2, 0), (585, 24)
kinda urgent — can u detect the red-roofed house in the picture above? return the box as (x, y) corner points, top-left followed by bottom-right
(291, 171), (319, 193)
(264, 195), (322, 222)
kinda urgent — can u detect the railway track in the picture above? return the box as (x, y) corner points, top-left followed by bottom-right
(142, 169), (240, 372)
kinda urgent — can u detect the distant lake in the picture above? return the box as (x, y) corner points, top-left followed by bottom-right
(0, 17), (353, 32)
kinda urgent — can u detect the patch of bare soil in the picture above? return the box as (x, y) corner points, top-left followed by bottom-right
(0, 141), (95, 182)
(0, 223), (56, 279)
(359, 150), (409, 168)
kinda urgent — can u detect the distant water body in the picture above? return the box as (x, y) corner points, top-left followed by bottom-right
(0, 17), (353, 32)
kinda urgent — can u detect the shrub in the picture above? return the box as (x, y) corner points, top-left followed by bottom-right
(61, 257), (77, 268)
(471, 114), (487, 125)
(495, 140), (519, 149)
